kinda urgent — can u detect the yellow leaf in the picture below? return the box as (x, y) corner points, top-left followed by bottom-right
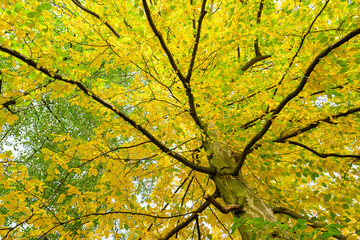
(7, 114), (18, 125)
(0, 216), (5, 226)
(346, 235), (359, 240)
(46, 175), (55, 181)
(57, 194), (66, 203)
(89, 168), (98, 177)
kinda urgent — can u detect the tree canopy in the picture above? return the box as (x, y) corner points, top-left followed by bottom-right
(1, 0), (360, 239)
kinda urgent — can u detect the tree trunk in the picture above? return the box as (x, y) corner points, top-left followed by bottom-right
(204, 140), (288, 240)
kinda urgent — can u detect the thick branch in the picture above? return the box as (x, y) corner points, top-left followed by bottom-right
(142, 0), (186, 82)
(0, 45), (216, 175)
(285, 141), (360, 160)
(195, 215), (201, 240)
(1, 99), (15, 113)
(272, 207), (346, 240)
(71, 0), (121, 38)
(186, 0), (207, 82)
(274, 105), (360, 142)
(254, 0), (264, 56)
(186, 86), (207, 131)
(256, 0), (264, 24)
(204, 194), (241, 214)
(232, 27), (360, 175)
(230, 82), (355, 130)
(240, 54), (271, 72)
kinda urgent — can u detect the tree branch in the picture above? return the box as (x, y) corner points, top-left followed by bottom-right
(181, 176), (194, 206)
(230, 81), (356, 131)
(1, 78), (56, 114)
(232, 27), (360, 176)
(272, 207), (346, 240)
(195, 215), (201, 240)
(71, 0), (121, 38)
(38, 210), (197, 240)
(161, 192), (218, 240)
(142, 0), (186, 82)
(273, 0), (330, 93)
(237, 0), (271, 73)
(254, 0), (264, 56)
(2, 214), (35, 239)
(1, 99), (15, 113)
(274, 105), (360, 142)
(204, 194), (241, 214)
(208, 207), (234, 239)
(78, 141), (153, 169)
(41, 99), (64, 125)
(162, 204), (210, 240)
(142, 0), (207, 132)
(284, 141), (360, 160)
(0, 45), (216, 175)
(74, 210), (195, 220)
(186, 0), (207, 82)
(240, 54), (271, 72)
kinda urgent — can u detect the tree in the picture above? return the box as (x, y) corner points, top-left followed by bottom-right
(0, 0), (360, 239)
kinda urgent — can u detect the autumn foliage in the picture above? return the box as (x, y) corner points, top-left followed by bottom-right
(1, 0), (360, 239)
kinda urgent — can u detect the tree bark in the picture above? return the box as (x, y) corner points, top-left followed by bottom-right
(204, 140), (289, 239)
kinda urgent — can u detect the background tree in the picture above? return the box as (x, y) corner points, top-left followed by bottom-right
(1, 0), (360, 239)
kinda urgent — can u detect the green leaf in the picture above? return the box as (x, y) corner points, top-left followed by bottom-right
(324, 194), (332, 202)
(328, 223), (344, 229)
(297, 219), (307, 225)
(252, 233), (256, 240)
(14, 2), (23, 13)
(43, 3), (52, 10)
(279, 223), (289, 229)
(36, 5), (43, 12)
(311, 172), (319, 181)
(27, 11), (36, 18)
(342, 203), (349, 209)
